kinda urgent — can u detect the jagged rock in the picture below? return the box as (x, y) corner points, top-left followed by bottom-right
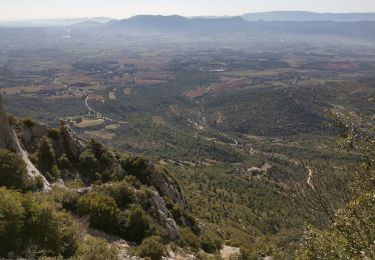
(21, 122), (49, 150)
(59, 121), (85, 160)
(148, 191), (180, 241)
(150, 168), (186, 210)
(0, 94), (51, 190)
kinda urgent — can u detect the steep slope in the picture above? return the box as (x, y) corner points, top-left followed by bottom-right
(0, 104), (217, 259)
(0, 94), (50, 189)
(0, 95), (15, 149)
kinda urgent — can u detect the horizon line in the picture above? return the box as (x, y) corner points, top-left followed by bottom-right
(2, 10), (375, 22)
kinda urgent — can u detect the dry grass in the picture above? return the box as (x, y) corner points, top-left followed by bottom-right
(75, 118), (105, 128)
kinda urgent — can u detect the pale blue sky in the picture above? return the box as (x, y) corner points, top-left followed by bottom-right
(1, 0), (375, 20)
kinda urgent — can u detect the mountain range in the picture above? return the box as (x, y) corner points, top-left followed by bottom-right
(242, 11), (375, 22)
(2, 12), (375, 28)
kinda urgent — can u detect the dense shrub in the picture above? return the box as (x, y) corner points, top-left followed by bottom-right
(78, 149), (99, 182)
(50, 187), (80, 212)
(48, 128), (61, 141)
(23, 118), (35, 128)
(0, 188), (79, 258)
(0, 187), (25, 256)
(77, 192), (120, 234)
(22, 194), (79, 258)
(124, 175), (142, 189)
(201, 234), (219, 254)
(35, 137), (59, 181)
(137, 236), (165, 260)
(87, 139), (113, 168)
(120, 206), (153, 243)
(73, 236), (118, 260)
(179, 227), (201, 250)
(100, 181), (136, 208)
(164, 196), (183, 222)
(120, 154), (150, 183)
(0, 149), (40, 191)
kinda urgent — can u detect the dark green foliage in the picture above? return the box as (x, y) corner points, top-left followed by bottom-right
(88, 139), (112, 168)
(0, 187), (79, 258)
(179, 227), (201, 250)
(50, 187), (80, 212)
(58, 153), (73, 171)
(120, 153), (150, 183)
(100, 181), (136, 208)
(22, 194), (79, 258)
(121, 206), (153, 243)
(78, 149), (99, 182)
(0, 188), (25, 256)
(48, 128), (61, 141)
(0, 149), (30, 191)
(77, 141), (119, 184)
(73, 236), (118, 260)
(22, 118), (35, 128)
(35, 137), (59, 181)
(164, 196), (183, 223)
(201, 234), (220, 254)
(77, 193), (120, 234)
(137, 236), (165, 260)
(123, 175), (142, 189)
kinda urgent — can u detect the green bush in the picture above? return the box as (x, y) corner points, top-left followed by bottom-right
(100, 181), (136, 208)
(179, 227), (201, 250)
(22, 194), (79, 258)
(58, 153), (72, 170)
(0, 188), (80, 258)
(201, 234), (219, 254)
(0, 149), (34, 191)
(23, 118), (35, 128)
(120, 206), (153, 243)
(137, 236), (165, 260)
(73, 236), (118, 260)
(120, 154), (150, 183)
(77, 192), (120, 234)
(35, 137), (58, 181)
(164, 196), (183, 222)
(123, 175), (142, 189)
(0, 187), (25, 256)
(78, 149), (99, 182)
(50, 187), (80, 212)
(48, 128), (61, 141)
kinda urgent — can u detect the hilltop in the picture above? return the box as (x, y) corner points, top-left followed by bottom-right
(0, 97), (230, 259)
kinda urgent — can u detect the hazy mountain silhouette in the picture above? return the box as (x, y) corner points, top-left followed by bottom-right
(242, 11), (375, 22)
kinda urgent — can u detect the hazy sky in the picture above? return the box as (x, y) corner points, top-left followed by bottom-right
(1, 0), (375, 20)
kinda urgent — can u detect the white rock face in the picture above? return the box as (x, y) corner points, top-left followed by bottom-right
(0, 94), (51, 190)
(10, 127), (51, 191)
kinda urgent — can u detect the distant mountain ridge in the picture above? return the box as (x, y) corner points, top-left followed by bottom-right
(0, 17), (112, 27)
(1, 14), (375, 40)
(242, 11), (375, 22)
(2, 12), (375, 28)
(100, 15), (375, 40)
(109, 15), (248, 32)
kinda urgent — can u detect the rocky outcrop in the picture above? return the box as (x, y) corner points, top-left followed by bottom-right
(21, 122), (49, 151)
(147, 190), (180, 241)
(150, 168), (186, 210)
(10, 127), (51, 190)
(0, 94), (51, 190)
(59, 121), (86, 161)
